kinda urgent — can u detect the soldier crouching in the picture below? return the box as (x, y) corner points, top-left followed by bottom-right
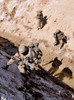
(2, 43), (43, 84)
(36, 10), (43, 30)
(53, 29), (67, 49)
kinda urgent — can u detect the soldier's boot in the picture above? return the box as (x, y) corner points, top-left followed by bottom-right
(25, 72), (31, 85)
(28, 70), (34, 79)
(2, 65), (9, 70)
(54, 41), (59, 46)
(27, 77), (30, 84)
(21, 72), (30, 85)
(60, 42), (64, 49)
(20, 73), (28, 83)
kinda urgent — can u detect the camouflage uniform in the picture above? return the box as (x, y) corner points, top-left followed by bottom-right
(53, 29), (67, 48)
(4, 44), (35, 73)
(3, 43), (42, 76)
(29, 43), (43, 65)
(36, 10), (43, 30)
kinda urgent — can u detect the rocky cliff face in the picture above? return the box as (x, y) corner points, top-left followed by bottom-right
(0, 35), (74, 100)
(0, 48), (74, 100)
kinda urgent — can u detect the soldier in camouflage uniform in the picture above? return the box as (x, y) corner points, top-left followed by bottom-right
(29, 42), (43, 66)
(3, 43), (42, 83)
(36, 10), (43, 30)
(3, 44), (29, 72)
(53, 29), (67, 48)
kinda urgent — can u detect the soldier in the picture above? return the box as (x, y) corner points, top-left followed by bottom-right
(23, 42), (43, 79)
(36, 10), (43, 30)
(2, 44), (35, 83)
(29, 42), (43, 66)
(3, 43), (43, 83)
(53, 29), (67, 48)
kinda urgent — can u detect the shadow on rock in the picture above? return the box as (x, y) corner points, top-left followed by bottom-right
(48, 57), (62, 75)
(55, 67), (73, 80)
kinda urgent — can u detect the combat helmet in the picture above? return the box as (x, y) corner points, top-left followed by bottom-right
(37, 10), (42, 14)
(55, 29), (61, 34)
(29, 42), (39, 48)
(19, 44), (29, 54)
(29, 42), (34, 47)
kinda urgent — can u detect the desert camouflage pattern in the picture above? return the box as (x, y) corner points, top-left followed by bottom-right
(54, 30), (66, 46)
(6, 43), (42, 74)
(37, 10), (43, 29)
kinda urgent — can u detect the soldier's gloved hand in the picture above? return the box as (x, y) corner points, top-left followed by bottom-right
(30, 66), (34, 70)
(2, 65), (9, 70)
